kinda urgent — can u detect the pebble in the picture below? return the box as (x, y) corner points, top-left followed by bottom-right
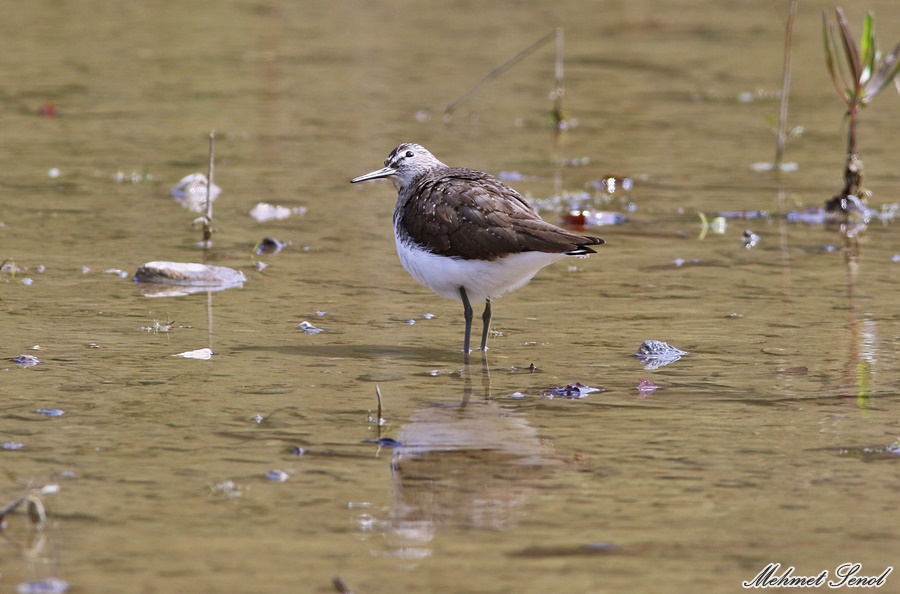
(266, 469), (289, 482)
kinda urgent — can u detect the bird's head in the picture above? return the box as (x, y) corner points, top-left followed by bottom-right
(350, 143), (446, 192)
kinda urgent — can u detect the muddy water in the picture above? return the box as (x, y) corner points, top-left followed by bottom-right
(2, 1), (899, 592)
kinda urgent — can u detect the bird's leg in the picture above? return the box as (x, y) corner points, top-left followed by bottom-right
(480, 298), (492, 352)
(459, 287), (474, 356)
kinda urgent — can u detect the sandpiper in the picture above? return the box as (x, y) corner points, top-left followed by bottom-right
(351, 143), (604, 355)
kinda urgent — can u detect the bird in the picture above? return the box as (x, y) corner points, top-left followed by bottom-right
(351, 143), (604, 355)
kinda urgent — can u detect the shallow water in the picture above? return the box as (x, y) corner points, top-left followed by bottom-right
(2, 1), (899, 593)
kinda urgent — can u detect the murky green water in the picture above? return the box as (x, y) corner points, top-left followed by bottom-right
(2, 1), (899, 593)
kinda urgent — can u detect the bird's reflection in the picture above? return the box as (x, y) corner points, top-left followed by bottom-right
(382, 357), (557, 555)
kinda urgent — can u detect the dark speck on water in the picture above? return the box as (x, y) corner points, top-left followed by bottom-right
(363, 438), (402, 447)
(255, 237), (290, 255)
(540, 382), (601, 399)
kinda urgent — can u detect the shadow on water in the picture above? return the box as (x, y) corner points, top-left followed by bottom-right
(380, 358), (559, 555)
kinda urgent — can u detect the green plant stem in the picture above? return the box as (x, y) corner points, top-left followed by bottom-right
(774, 0), (798, 168)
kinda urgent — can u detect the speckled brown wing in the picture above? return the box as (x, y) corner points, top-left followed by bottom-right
(397, 169), (603, 261)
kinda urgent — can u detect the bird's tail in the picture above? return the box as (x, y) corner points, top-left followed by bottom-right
(566, 237), (604, 256)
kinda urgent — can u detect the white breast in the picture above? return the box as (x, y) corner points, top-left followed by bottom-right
(395, 237), (568, 303)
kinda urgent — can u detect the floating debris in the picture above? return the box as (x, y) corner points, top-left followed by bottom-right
(540, 382), (601, 399)
(171, 173), (221, 213)
(561, 156), (590, 167)
(1, 260), (21, 274)
(298, 321), (324, 334)
(786, 207), (829, 225)
(35, 409), (64, 417)
(742, 230), (760, 249)
(635, 340), (687, 370)
(249, 202), (308, 222)
(11, 354), (41, 367)
(142, 317), (174, 333)
(37, 101), (57, 118)
(750, 161), (799, 172)
(115, 170), (153, 184)
(509, 391), (526, 399)
(266, 469), (289, 482)
(254, 237), (291, 255)
(3, 441), (25, 450)
(717, 210), (769, 220)
(563, 210), (627, 227)
(104, 268), (130, 279)
(174, 348), (214, 360)
(698, 212), (727, 239)
(21, 278), (33, 286)
(839, 439), (900, 461)
(497, 171), (530, 182)
(291, 447), (306, 456)
(15, 578), (69, 594)
(134, 261), (245, 297)
(636, 377), (660, 398)
(48, 168), (60, 179)
(590, 175), (633, 194)
(208, 480), (244, 500)
(672, 258), (702, 267)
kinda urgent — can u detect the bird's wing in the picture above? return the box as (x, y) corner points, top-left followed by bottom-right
(399, 170), (603, 261)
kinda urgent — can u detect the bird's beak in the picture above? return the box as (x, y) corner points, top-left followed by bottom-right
(350, 166), (397, 183)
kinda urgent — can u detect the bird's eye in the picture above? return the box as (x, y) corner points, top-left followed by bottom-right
(405, 150), (414, 158)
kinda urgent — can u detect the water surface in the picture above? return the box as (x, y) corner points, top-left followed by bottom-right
(1, 1), (899, 593)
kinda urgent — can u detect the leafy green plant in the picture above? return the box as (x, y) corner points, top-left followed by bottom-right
(822, 7), (900, 211)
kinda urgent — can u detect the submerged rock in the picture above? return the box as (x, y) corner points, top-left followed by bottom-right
(11, 354), (41, 366)
(255, 237), (291, 255)
(635, 340), (687, 370)
(540, 382), (602, 399)
(134, 261), (245, 296)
